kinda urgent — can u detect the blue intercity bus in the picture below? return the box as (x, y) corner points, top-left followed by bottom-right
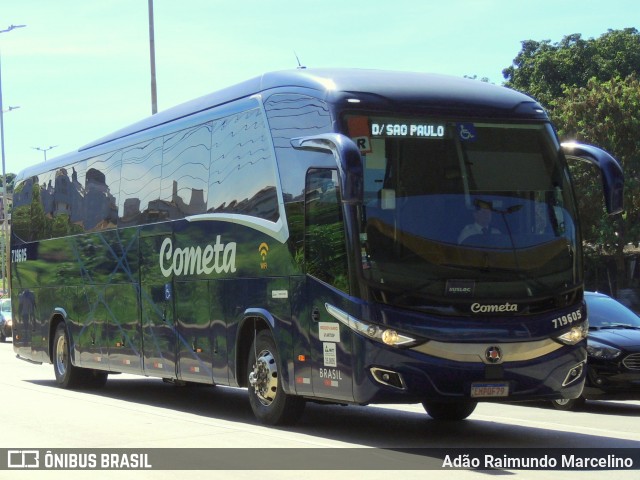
(11, 69), (623, 425)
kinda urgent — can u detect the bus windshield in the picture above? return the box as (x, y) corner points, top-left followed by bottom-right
(345, 115), (580, 309)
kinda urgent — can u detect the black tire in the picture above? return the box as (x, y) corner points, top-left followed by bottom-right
(52, 323), (85, 388)
(247, 330), (305, 425)
(53, 323), (109, 389)
(0, 331), (6, 343)
(551, 397), (585, 411)
(422, 400), (477, 421)
(84, 369), (109, 389)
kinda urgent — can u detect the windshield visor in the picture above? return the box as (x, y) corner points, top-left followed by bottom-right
(346, 116), (580, 307)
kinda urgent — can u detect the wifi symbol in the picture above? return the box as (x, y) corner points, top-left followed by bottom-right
(259, 242), (269, 261)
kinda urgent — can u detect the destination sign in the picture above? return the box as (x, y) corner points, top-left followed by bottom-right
(371, 123), (445, 138)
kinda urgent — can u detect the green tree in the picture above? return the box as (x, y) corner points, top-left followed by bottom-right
(503, 28), (640, 293)
(0, 173), (16, 192)
(503, 28), (640, 105)
(552, 75), (640, 289)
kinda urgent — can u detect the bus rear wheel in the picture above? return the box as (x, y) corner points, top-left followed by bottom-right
(247, 330), (305, 425)
(422, 400), (477, 421)
(53, 323), (84, 388)
(53, 323), (108, 389)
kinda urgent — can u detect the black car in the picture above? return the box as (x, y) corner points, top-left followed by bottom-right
(552, 291), (640, 410)
(0, 298), (11, 342)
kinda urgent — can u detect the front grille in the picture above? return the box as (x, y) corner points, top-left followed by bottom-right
(622, 353), (640, 371)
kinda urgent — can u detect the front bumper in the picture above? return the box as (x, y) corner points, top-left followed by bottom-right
(351, 335), (586, 405)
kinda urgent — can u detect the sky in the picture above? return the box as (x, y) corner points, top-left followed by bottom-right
(0, 0), (636, 175)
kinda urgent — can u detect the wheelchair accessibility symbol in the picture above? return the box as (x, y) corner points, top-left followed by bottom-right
(457, 123), (477, 142)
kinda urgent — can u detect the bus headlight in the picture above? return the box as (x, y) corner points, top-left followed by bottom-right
(381, 329), (414, 346)
(325, 303), (417, 347)
(554, 322), (588, 345)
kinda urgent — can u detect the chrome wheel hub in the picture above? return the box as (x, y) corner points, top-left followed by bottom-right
(55, 334), (67, 376)
(249, 349), (278, 406)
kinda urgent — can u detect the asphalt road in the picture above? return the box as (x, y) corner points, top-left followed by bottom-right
(1, 339), (639, 480)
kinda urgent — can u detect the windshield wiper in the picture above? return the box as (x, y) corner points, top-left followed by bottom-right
(440, 263), (554, 293)
(440, 263), (524, 275)
(390, 280), (438, 303)
(597, 324), (640, 330)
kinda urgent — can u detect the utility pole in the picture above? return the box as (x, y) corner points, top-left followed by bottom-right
(0, 23), (26, 296)
(148, 0), (158, 114)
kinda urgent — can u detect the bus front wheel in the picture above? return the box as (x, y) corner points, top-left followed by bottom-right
(422, 400), (477, 421)
(551, 397), (585, 411)
(247, 330), (305, 425)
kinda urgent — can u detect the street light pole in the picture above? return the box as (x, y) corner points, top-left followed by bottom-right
(32, 145), (58, 161)
(0, 23), (26, 296)
(148, 0), (158, 115)
(0, 54), (7, 296)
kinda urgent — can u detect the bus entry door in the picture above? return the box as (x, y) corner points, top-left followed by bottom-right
(307, 280), (355, 403)
(140, 230), (178, 380)
(303, 168), (354, 402)
(142, 281), (177, 379)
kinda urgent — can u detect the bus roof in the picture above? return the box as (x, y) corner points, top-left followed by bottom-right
(19, 68), (545, 179)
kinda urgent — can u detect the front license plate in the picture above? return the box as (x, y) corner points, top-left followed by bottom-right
(471, 382), (509, 398)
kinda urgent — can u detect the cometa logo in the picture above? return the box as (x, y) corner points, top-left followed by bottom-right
(471, 302), (518, 313)
(159, 236), (237, 277)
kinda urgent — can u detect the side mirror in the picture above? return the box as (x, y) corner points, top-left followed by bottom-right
(561, 142), (624, 215)
(292, 134), (363, 204)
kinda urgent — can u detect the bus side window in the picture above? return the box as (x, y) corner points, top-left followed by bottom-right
(12, 176), (47, 242)
(120, 138), (164, 226)
(86, 151), (121, 232)
(161, 123), (211, 219)
(305, 169), (349, 293)
(208, 109), (279, 221)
